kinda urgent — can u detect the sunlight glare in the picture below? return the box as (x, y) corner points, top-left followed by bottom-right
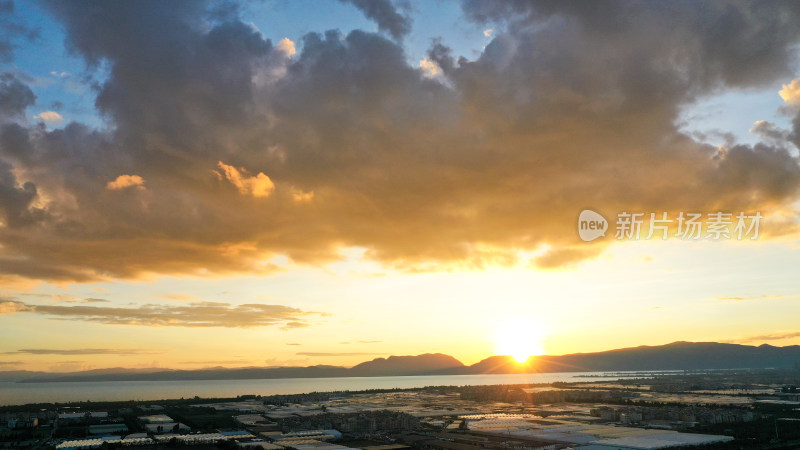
(492, 318), (547, 363)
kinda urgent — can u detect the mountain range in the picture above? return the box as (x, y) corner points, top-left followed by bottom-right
(4, 341), (799, 383)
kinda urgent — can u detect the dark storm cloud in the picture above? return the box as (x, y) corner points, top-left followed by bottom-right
(750, 120), (791, 143)
(0, 123), (35, 162)
(0, 158), (45, 227)
(0, 299), (329, 328)
(461, 0), (800, 87)
(0, 73), (35, 119)
(338, 0), (411, 40)
(0, 1), (39, 63)
(0, 0), (799, 282)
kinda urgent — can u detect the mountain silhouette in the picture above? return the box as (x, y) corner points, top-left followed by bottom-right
(349, 353), (464, 376)
(519, 341), (800, 372)
(11, 341), (800, 383)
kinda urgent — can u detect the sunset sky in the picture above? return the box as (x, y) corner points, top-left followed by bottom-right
(1, 0), (800, 373)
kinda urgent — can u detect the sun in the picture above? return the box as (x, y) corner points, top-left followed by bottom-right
(492, 318), (547, 363)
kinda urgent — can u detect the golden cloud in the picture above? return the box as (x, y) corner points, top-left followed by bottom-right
(4, 348), (161, 355)
(215, 161), (275, 198)
(34, 111), (63, 123)
(0, 299), (328, 328)
(276, 37), (296, 57)
(107, 174), (146, 190)
(779, 78), (800, 106)
(0, 1), (799, 282)
(419, 58), (441, 77)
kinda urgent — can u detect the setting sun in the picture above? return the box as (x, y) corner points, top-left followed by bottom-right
(492, 319), (547, 363)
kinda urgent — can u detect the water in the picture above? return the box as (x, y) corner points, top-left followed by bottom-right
(0, 372), (644, 406)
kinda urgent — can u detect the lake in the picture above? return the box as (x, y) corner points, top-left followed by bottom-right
(0, 372), (648, 406)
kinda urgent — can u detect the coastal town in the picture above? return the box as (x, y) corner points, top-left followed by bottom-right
(3, 369), (800, 449)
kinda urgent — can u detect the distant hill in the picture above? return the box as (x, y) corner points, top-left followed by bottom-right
(462, 342), (800, 373)
(13, 354), (459, 383)
(0, 370), (46, 382)
(9, 341), (800, 383)
(350, 353), (464, 376)
(456, 355), (531, 374)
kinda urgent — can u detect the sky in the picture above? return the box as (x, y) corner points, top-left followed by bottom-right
(1, 0), (800, 373)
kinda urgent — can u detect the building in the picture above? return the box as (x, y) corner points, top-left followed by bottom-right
(88, 423), (128, 435)
(143, 422), (191, 434)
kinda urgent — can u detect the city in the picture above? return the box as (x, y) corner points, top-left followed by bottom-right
(3, 369), (800, 449)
